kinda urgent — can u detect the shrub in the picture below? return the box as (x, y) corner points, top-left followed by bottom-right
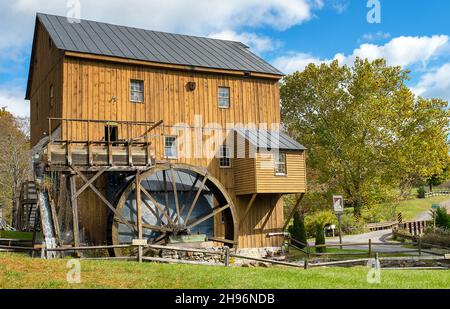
(417, 187), (426, 199)
(435, 207), (450, 229)
(288, 211), (307, 248)
(315, 225), (326, 253)
(305, 210), (336, 253)
(421, 228), (450, 248)
(340, 214), (366, 235)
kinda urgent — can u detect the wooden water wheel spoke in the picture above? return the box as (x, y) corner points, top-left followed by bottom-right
(162, 170), (170, 219)
(179, 174), (199, 216)
(185, 174), (208, 224)
(140, 186), (175, 226)
(113, 217), (169, 233)
(170, 167), (181, 223)
(187, 204), (230, 229)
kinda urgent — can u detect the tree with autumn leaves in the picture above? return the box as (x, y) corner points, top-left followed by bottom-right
(281, 58), (449, 217)
(0, 108), (31, 225)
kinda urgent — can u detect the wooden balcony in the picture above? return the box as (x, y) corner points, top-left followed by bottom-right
(45, 118), (161, 169)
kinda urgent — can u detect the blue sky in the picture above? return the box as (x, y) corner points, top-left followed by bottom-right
(1, 0), (450, 116)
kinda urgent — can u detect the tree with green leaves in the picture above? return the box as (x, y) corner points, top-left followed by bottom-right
(281, 58), (449, 216)
(288, 211), (307, 248)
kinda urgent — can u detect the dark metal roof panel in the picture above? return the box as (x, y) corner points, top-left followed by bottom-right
(235, 128), (306, 151)
(36, 13), (283, 76)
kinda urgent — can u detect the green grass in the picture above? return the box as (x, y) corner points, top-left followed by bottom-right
(395, 196), (449, 221)
(0, 253), (448, 289)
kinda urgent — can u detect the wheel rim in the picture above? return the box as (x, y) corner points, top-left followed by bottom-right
(110, 164), (237, 256)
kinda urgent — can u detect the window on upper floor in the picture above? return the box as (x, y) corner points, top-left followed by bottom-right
(218, 145), (232, 168)
(130, 80), (144, 103)
(274, 152), (287, 176)
(218, 87), (230, 109)
(164, 136), (178, 159)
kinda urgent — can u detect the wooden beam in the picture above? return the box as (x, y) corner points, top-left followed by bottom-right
(135, 171), (143, 263)
(187, 204), (230, 230)
(162, 170), (170, 218)
(282, 193), (305, 231)
(71, 166), (136, 233)
(239, 193), (257, 228)
(73, 167), (107, 200)
(185, 174), (208, 224)
(69, 175), (80, 249)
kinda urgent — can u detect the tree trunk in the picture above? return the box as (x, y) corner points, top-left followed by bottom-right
(429, 183), (433, 193)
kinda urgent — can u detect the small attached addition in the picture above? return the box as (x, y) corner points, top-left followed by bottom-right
(233, 129), (307, 196)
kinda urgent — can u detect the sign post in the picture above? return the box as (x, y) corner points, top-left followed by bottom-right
(333, 195), (344, 249)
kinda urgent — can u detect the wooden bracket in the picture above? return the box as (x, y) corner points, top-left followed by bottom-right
(282, 193), (305, 231)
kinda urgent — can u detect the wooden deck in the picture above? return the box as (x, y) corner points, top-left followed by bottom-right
(47, 141), (155, 167)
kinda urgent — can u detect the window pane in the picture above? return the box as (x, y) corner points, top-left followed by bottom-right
(218, 87), (230, 108)
(275, 152), (287, 175)
(165, 136), (177, 158)
(130, 80), (144, 102)
(219, 145), (231, 167)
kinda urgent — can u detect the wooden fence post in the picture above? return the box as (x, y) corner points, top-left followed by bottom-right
(418, 238), (422, 257)
(368, 239), (372, 258)
(224, 246), (230, 267)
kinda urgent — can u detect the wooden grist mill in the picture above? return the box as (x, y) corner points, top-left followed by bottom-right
(21, 13), (307, 258)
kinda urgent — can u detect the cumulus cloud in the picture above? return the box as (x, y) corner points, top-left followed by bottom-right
(337, 35), (449, 68)
(274, 35), (450, 74)
(411, 63), (450, 102)
(208, 30), (281, 54)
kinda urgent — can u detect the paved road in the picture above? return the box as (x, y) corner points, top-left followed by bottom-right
(415, 199), (450, 221)
(309, 229), (418, 254)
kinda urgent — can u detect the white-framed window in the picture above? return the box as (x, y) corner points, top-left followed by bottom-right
(164, 136), (177, 159)
(130, 79), (144, 102)
(218, 87), (230, 108)
(274, 152), (287, 175)
(218, 145), (232, 168)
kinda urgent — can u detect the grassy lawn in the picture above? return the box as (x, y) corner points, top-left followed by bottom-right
(0, 253), (449, 289)
(395, 196), (449, 221)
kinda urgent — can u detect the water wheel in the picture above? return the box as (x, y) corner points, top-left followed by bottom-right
(109, 164), (237, 256)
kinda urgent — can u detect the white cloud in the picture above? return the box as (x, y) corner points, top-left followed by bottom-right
(274, 35), (450, 74)
(411, 63), (450, 102)
(208, 30), (281, 54)
(338, 35), (449, 67)
(329, 0), (349, 14)
(273, 52), (331, 73)
(0, 87), (29, 117)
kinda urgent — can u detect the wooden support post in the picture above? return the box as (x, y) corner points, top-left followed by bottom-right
(135, 171), (143, 263)
(239, 194), (257, 231)
(368, 239), (372, 258)
(69, 175), (80, 254)
(283, 193), (305, 231)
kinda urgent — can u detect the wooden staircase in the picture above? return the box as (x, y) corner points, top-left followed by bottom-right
(17, 181), (39, 232)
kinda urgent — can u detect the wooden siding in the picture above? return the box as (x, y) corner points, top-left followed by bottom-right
(255, 151), (307, 193)
(29, 22), (64, 146)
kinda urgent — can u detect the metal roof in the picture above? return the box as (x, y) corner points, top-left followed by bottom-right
(36, 13), (283, 76)
(235, 128), (306, 151)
